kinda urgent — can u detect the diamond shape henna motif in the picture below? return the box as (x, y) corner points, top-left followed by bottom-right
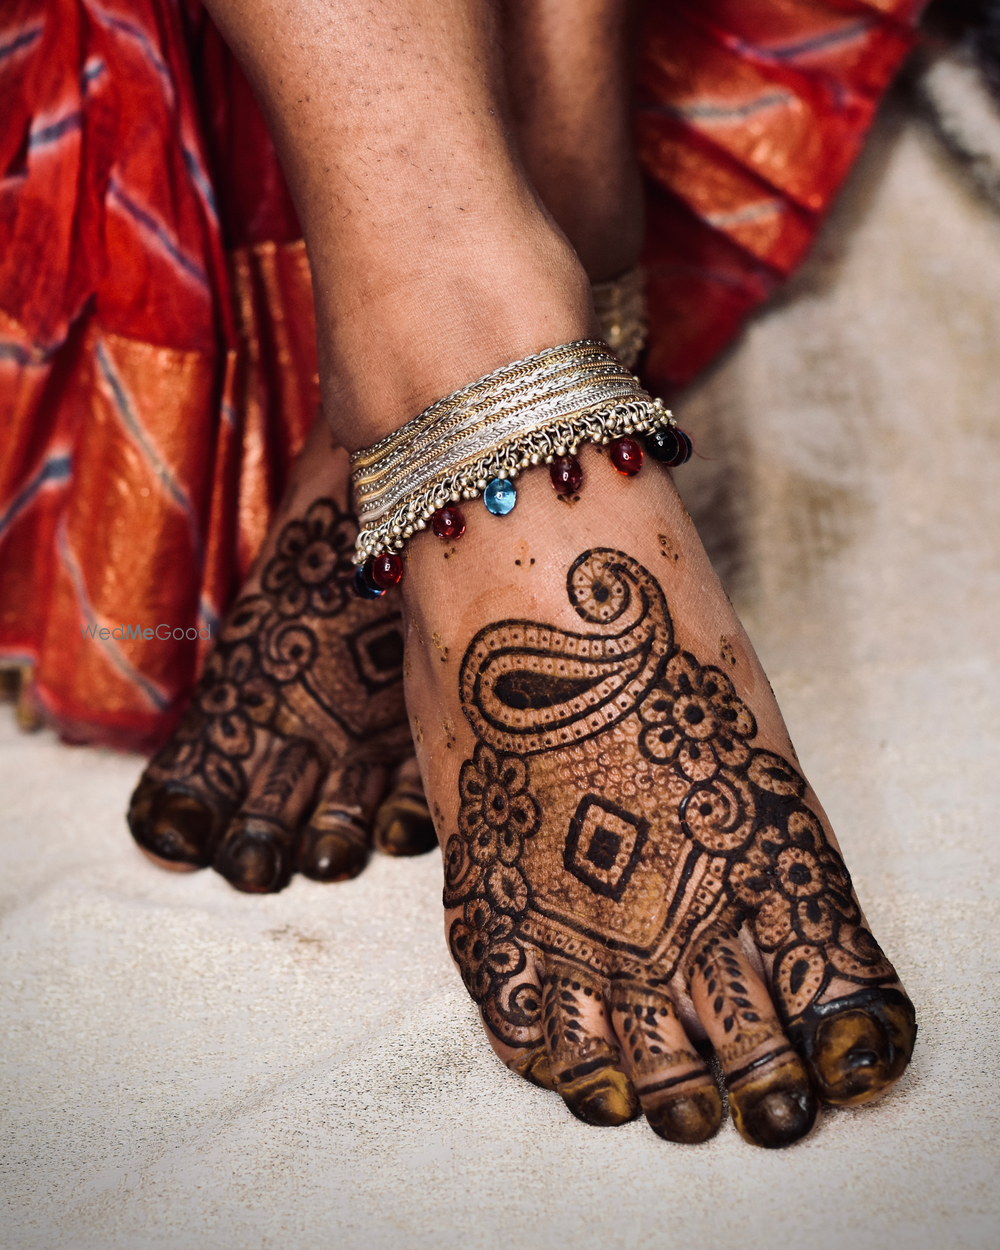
(446, 547), (902, 1056)
(564, 796), (648, 901)
(346, 615), (406, 693)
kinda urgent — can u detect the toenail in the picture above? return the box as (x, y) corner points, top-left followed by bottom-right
(645, 1085), (722, 1145)
(214, 820), (288, 893)
(812, 1005), (914, 1106)
(560, 1068), (640, 1127)
(297, 828), (368, 881)
(373, 801), (438, 856)
(128, 785), (219, 867)
(729, 1058), (817, 1149)
(787, 989), (917, 1107)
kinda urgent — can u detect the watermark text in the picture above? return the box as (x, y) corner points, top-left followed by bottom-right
(80, 623), (212, 642)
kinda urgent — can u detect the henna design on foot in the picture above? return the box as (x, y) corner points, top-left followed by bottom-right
(129, 498), (434, 890)
(443, 548), (915, 1144)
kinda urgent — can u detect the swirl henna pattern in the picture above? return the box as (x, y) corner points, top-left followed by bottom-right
(130, 498), (431, 891)
(444, 548), (915, 1144)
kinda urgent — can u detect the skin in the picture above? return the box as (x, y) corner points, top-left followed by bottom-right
(134, 0), (916, 1143)
(403, 457), (915, 1144)
(129, 419), (437, 890)
(130, 0), (646, 888)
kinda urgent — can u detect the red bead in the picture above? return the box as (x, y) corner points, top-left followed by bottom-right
(432, 506), (466, 539)
(550, 454), (583, 496)
(609, 436), (643, 476)
(369, 553), (403, 588)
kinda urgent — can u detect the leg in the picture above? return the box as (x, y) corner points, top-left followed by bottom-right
(129, 0), (645, 891)
(199, 0), (915, 1142)
(503, 0), (645, 283)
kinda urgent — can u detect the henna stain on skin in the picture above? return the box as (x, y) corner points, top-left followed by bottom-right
(443, 548), (915, 1146)
(129, 498), (432, 889)
(658, 533), (679, 563)
(719, 636), (737, 668)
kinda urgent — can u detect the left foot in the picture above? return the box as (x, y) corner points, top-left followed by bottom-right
(402, 448), (916, 1146)
(128, 419), (435, 892)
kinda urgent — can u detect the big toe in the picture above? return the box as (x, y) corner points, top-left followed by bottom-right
(128, 780), (221, 868)
(795, 989), (917, 1106)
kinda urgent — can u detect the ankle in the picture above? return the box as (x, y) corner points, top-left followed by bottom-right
(318, 223), (597, 451)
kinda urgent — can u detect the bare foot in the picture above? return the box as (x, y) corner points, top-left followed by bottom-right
(128, 417), (435, 892)
(403, 449), (916, 1146)
(197, 0), (913, 1141)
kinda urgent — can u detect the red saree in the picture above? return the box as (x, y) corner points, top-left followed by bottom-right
(0, 0), (923, 751)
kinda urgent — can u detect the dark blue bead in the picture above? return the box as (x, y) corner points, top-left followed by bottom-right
(353, 564), (385, 599)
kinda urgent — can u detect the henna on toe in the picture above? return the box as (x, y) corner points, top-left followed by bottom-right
(408, 495), (917, 1147)
(787, 987), (917, 1107)
(372, 757), (438, 857)
(540, 967), (640, 1126)
(609, 993), (721, 1143)
(213, 737), (322, 892)
(129, 492), (423, 891)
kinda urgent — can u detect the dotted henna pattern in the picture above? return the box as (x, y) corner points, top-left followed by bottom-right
(143, 498), (412, 809)
(444, 548), (897, 1050)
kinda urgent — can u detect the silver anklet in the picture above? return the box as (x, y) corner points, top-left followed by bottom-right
(349, 339), (691, 593)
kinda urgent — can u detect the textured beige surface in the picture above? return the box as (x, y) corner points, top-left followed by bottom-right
(2, 96), (1000, 1249)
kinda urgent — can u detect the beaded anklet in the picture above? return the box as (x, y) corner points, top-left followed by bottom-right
(349, 339), (691, 595)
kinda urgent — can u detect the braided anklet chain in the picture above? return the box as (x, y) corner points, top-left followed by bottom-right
(349, 340), (691, 592)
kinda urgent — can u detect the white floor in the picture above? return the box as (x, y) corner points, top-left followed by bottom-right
(3, 94), (1000, 1250)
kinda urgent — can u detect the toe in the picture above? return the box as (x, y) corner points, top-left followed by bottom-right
(689, 926), (817, 1149)
(213, 738), (321, 892)
(296, 761), (388, 882)
(372, 756), (438, 856)
(541, 962), (639, 1126)
(609, 990), (720, 1144)
(128, 778), (226, 869)
(787, 986), (917, 1107)
(297, 821), (368, 881)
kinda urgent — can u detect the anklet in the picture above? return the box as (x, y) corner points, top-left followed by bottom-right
(591, 267), (648, 371)
(350, 340), (691, 590)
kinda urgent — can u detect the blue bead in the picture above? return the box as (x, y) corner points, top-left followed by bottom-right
(353, 564), (385, 599)
(483, 478), (517, 516)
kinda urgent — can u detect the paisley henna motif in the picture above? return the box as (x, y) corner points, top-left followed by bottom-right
(445, 548), (901, 1056)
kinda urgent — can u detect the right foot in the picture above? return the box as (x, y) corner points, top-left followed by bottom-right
(128, 417), (436, 892)
(402, 432), (917, 1148)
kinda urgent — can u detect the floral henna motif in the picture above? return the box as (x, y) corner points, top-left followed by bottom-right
(130, 498), (414, 872)
(444, 548), (910, 1084)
